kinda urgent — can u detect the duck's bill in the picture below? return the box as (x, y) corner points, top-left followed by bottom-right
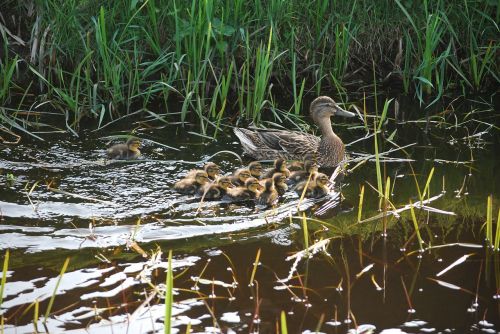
(336, 107), (356, 118)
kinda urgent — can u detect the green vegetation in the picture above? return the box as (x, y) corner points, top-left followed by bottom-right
(0, 0), (498, 137)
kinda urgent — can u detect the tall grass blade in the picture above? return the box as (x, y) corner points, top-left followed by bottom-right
(0, 250), (9, 308)
(164, 250), (173, 334)
(44, 257), (70, 323)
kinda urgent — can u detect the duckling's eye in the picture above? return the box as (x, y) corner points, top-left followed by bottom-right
(241, 173), (250, 178)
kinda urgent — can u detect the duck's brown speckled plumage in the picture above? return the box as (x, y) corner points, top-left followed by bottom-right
(234, 96), (355, 167)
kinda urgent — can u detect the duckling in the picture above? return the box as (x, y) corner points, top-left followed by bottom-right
(186, 162), (220, 181)
(230, 168), (252, 187)
(226, 177), (263, 201)
(248, 161), (263, 179)
(173, 171), (209, 195)
(272, 172), (288, 196)
(198, 176), (234, 200)
(256, 178), (278, 206)
(260, 172), (288, 196)
(294, 172), (330, 198)
(288, 153), (318, 171)
(262, 158), (290, 178)
(288, 160), (318, 185)
(107, 137), (141, 160)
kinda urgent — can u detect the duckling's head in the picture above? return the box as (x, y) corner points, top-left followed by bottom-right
(217, 176), (234, 190)
(310, 96), (355, 122)
(195, 171), (209, 185)
(126, 137), (141, 152)
(245, 177), (264, 193)
(274, 158), (287, 172)
(248, 161), (263, 177)
(304, 160), (319, 173)
(263, 178), (275, 192)
(204, 162), (220, 179)
(272, 172), (287, 186)
(315, 173), (329, 187)
(236, 169), (252, 183)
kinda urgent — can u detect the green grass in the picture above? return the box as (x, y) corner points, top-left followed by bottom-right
(0, 0), (498, 136)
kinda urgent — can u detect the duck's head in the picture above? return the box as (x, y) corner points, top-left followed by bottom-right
(126, 137), (141, 152)
(236, 169), (252, 183)
(274, 158), (287, 172)
(248, 161), (263, 178)
(204, 162), (220, 179)
(217, 176), (234, 190)
(195, 171), (209, 185)
(272, 172), (287, 186)
(304, 160), (319, 173)
(315, 173), (330, 187)
(245, 177), (264, 193)
(310, 96), (355, 122)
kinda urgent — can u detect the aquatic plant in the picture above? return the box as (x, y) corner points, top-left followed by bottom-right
(0, 0), (497, 136)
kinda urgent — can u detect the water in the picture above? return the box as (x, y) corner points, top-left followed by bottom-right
(0, 97), (499, 333)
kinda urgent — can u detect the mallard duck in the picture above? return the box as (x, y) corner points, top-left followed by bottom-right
(248, 161), (263, 179)
(256, 178), (278, 206)
(198, 176), (234, 200)
(234, 96), (355, 167)
(173, 171), (209, 195)
(288, 160), (318, 185)
(107, 137), (141, 160)
(262, 158), (290, 178)
(294, 172), (330, 198)
(260, 172), (288, 196)
(230, 168), (252, 187)
(186, 162), (220, 180)
(225, 177), (263, 201)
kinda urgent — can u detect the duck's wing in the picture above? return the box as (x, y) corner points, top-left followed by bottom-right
(234, 128), (319, 160)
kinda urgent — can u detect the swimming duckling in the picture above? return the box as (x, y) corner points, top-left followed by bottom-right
(256, 178), (278, 206)
(226, 177), (263, 201)
(107, 137), (141, 160)
(173, 171), (209, 195)
(186, 162), (220, 181)
(198, 176), (234, 200)
(248, 161), (263, 179)
(262, 158), (290, 178)
(260, 172), (288, 196)
(230, 168), (252, 187)
(294, 172), (330, 198)
(288, 160), (318, 185)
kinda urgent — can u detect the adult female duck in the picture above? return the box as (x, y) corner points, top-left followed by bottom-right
(233, 96), (355, 167)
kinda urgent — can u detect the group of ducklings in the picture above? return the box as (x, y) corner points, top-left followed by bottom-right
(105, 137), (331, 206)
(173, 158), (331, 206)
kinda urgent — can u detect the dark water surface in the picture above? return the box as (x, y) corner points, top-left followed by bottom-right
(0, 98), (499, 333)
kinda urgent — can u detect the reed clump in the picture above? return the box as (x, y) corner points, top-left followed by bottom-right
(0, 0), (498, 135)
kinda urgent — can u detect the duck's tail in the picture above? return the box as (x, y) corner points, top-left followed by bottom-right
(233, 128), (258, 155)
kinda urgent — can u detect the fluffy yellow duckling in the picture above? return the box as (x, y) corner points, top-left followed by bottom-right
(186, 162), (220, 181)
(263, 158), (290, 178)
(248, 161), (263, 179)
(294, 172), (330, 198)
(173, 171), (209, 195)
(288, 160), (318, 185)
(260, 172), (288, 196)
(226, 177), (263, 201)
(230, 168), (252, 187)
(199, 176), (234, 200)
(256, 178), (278, 206)
(107, 137), (141, 160)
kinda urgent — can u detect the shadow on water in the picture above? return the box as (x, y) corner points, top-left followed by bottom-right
(0, 96), (499, 333)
